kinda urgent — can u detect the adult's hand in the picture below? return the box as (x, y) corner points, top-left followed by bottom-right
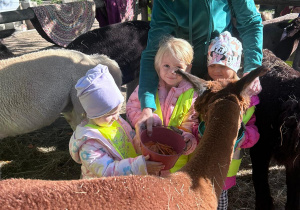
(243, 72), (262, 96)
(135, 108), (154, 143)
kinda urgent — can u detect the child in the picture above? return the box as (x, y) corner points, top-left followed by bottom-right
(126, 37), (199, 174)
(69, 64), (164, 179)
(206, 31), (260, 209)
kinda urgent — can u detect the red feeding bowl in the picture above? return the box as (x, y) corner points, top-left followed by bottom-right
(140, 126), (186, 170)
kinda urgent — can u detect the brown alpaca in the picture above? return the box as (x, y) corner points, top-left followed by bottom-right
(0, 67), (268, 210)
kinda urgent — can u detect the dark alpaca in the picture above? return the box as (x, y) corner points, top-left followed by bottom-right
(251, 49), (300, 210)
(263, 13), (300, 70)
(66, 21), (150, 85)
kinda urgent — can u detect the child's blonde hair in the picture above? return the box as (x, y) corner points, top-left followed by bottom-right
(154, 36), (194, 73)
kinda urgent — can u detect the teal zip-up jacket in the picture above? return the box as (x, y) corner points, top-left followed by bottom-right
(138, 0), (263, 110)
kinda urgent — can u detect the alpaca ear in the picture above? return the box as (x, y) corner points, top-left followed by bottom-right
(186, 64), (192, 73)
(175, 69), (207, 95)
(235, 65), (269, 95)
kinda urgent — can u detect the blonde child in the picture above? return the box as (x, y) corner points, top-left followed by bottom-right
(126, 37), (199, 174)
(206, 31), (260, 209)
(69, 64), (164, 179)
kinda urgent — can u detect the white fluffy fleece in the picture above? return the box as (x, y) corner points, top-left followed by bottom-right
(0, 49), (122, 138)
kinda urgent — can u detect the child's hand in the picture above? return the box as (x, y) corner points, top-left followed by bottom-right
(182, 133), (192, 151)
(243, 73), (262, 96)
(144, 155), (165, 175)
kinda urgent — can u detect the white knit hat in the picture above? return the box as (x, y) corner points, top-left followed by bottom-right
(207, 31), (243, 73)
(75, 64), (124, 119)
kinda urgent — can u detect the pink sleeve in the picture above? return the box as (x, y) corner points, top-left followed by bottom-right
(179, 93), (200, 132)
(241, 114), (260, 148)
(192, 123), (200, 144)
(250, 95), (260, 107)
(126, 85), (162, 128)
(179, 92), (200, 139)
(179, 92), (200, 154)
(126, 85), (143, 127)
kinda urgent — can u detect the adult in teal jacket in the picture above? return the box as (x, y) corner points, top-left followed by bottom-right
(136, 0), (263, 136)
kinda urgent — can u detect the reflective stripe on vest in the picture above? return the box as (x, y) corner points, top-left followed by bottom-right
(86, 121), (137, 159)
(226, 106), (255, 177)
(242, 106), (255, 125)
(154, 88), (194, 173)
(227, 158), (242, 177)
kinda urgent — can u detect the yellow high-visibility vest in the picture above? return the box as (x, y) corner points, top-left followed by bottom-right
(154, 88), (194, 173)
(198, 106), (255, 177)
(227, 106), (255, 177)
(86, 121), (137, 159)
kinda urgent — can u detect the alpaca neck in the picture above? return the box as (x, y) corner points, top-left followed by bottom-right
(182, 98), (241, 196)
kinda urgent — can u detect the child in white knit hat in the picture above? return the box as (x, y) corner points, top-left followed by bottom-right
(69, 64), (164, 179)
(205, 31), (260, 210)
(207, 31), (242, 80)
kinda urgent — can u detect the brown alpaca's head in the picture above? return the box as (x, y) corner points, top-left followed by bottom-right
(176, 66), (269, 122)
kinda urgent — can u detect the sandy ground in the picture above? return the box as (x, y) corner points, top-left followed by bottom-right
(2, 28), (54, 56)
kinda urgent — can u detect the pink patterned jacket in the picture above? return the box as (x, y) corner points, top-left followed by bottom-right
(126, 80), (200, 155)
(69, 117), (147, 179)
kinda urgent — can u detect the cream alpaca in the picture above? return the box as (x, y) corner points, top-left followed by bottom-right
(0, 49), (122, 139)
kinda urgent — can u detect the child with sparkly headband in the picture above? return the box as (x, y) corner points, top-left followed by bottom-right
(69, 64), (164, 179)
(206, 31), (260, 210)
